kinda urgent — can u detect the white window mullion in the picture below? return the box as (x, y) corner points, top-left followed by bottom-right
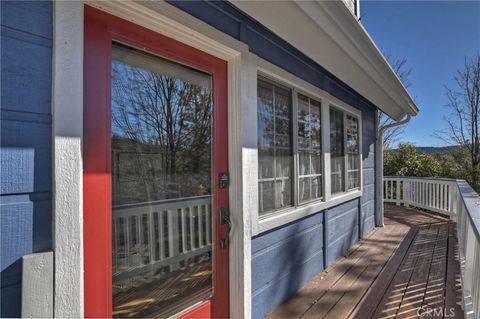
(292, 89), (299, 207)
(322, 98), (331, 201)
(272, 85), (278, 210)
(344, 112), (348, 192)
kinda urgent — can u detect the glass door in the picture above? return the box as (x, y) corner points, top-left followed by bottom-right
(83, 6), (229, 318)
(110, 43), (214, 318)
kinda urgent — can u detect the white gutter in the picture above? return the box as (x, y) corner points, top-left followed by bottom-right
(375, 112), (412, 227)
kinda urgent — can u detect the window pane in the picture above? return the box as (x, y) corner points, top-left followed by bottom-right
(330, 108), (345, 194)
(299, 177), (311, 203)
(346, 115), (360, 190)
(258, 78), (293, 215)
(111, 43), (213, 318)
(297, 94), (322, 203)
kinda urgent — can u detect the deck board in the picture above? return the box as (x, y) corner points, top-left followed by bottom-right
(267, 206), (464, 319)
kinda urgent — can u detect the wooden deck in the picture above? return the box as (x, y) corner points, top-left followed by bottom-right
(268, 205), (464, 319)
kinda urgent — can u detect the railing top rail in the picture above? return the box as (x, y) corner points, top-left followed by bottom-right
(384, 176), (460, 183)
(113, 195), (212, 210)
(456, 179), (480, 239)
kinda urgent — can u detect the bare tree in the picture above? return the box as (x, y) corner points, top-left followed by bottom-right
(380, 56), (413, 149)
(111, 61), (212, 202)
(437, 55), (480, 188)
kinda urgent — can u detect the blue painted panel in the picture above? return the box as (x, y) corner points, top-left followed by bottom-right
(1, 1), (52, 39)
(0, 199), (33, 271)
(327, 207), (358, 243)
(1, 120), (52, 194)
(328, 199), (358, 219)
(1, 35), (52, 114)
(363, 149), (375, 169)
(362, 215), (376, 237)
(1, 147), (34, 194)
(328, 78), (358, 107)
(252, 224), (323, 292)
(1, 1), (52, 316)
(327, 226), (359, 265)
(252, 250), (324, 319)
(326, 201), (359, 265)
(251, 211), (325, 319)
(361, 184), (375, 204)
(252, 212), (323, 254)
(363, 169), (376, 187)
(0, 283), (21, 318)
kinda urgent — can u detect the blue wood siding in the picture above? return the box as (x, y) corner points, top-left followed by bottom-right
(251, 213), (324, 319)
(0, 1), (53, 317)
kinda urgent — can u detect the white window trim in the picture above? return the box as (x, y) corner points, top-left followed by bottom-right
(252, 56), (362, 236)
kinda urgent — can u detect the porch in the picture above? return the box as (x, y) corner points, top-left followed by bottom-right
(268, 177), (480, 319)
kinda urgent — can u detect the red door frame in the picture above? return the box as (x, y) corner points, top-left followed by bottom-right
(83, 6), (229, 318)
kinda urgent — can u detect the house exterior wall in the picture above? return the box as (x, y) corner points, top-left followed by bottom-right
(0, 1), (380, 317)
(168, 2), (377, 318)
(0, 1), (53, 317)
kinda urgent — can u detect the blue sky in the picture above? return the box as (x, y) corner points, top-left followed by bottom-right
(361, 1), (480, 147)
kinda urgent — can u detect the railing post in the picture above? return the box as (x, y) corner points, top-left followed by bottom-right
(403, 179), (410, 208)
(396, 179), (401, 206)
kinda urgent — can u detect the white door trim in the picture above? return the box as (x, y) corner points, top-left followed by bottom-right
(52, 1), (84, 317)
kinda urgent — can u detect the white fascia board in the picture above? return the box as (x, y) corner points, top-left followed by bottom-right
(230, 0), (419, 121)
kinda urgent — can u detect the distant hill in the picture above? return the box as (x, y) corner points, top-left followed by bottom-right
(416, 145), (462, 154)
(390, 145), (462, 154)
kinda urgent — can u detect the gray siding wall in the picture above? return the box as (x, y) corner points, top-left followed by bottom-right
(252, 105), (376, 319)
(0, 1), (53, 317)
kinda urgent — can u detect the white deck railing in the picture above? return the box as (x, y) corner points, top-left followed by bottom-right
(384, 176), (480, 318)
(112, 195), (212, 281)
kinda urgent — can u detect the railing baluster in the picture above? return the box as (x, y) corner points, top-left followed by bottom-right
(396, 180), (401, 205)
(158, 212), (164, 259)
(198, 206), (203, 248)
(440, 184), (446, 211)
(390, 180), (393, 200)
(113, 218), (118, 271)
(181, 208), (187, 252)
(190, 206), (195, 250)
(206, 204), (211, 245)
(137, 215), (142, 266)
(148, 211), (155, 265)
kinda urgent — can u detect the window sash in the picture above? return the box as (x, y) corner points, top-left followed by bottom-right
(296, 93), (323, 204)
(257, 76), (361, 217)
(257, 78), (293, 215)
(329, 107), (360, 195)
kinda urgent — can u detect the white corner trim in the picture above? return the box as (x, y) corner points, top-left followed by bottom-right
(375, 109), (384, 227)
(52, 1), (84, 317)
(230, 52), (257, 319)
(22, 252), (54, 318)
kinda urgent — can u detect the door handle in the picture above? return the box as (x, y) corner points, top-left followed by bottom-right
(220, 207), (231, 248)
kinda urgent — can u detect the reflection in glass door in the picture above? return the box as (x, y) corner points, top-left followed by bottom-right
(110, 43), (214, 318)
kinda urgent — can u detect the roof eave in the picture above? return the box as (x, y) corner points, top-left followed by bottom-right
(231, 0), (419, 120)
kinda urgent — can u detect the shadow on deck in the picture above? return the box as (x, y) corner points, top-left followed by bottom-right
(267, 205), (464, 319)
